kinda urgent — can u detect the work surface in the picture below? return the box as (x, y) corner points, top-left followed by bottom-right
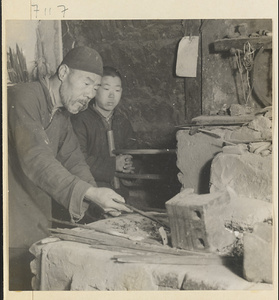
(29, 214), (272, 291)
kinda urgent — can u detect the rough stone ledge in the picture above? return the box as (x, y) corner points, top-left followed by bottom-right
(30, 240), (273, 291)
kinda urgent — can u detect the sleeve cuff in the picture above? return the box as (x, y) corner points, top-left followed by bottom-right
(69, 181), (92, 222)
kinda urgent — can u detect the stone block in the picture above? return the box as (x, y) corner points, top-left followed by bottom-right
(223, 190), (273, 232)
(222, 144), (248, 155)
(210, 152), (272, 202)
(166, 187), (273, 254)
(228, 126), (262, 141)
(229, 104), (255, 116)
(166, 189), (235, 252)
(176, 130), (223, 194)
(247, 116), (272, 131)
(243, 222), (273, 283)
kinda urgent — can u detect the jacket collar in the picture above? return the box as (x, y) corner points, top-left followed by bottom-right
(90, 100), (121, 119)
(39, 76), (66, 117)
(39, 76), (54, 114)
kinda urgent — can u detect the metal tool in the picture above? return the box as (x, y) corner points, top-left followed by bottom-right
(49, 220), (140, 241)
(175, 123), (245, 129)
(197, 129), (236, 145)
(112, 199), (169, 229)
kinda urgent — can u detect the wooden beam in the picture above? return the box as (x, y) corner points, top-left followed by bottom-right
(213, 36), (272, 52)
(183, 20), (202, 122)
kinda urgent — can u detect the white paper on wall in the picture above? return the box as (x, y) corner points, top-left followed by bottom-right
(176, 36), (199, 77)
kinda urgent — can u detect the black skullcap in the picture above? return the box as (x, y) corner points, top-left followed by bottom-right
(61, 46), (103, 76)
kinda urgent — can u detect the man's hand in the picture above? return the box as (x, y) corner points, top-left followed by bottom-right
(116, 155), (135, 173)
(84, 187), (132, 216)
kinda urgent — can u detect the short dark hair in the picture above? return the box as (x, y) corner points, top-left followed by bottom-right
(103, 66), (122, 80)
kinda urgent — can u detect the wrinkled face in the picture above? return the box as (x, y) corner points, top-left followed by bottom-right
(95, 76), (122, 113)
(59, 65), (102, 114)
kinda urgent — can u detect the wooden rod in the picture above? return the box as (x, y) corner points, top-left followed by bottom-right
(50, 218), (132, 240)
(115, 173), (163, 180)
(113, 149), (176, 155)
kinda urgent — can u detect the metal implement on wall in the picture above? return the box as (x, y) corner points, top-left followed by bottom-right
(213, 35), (272, 107)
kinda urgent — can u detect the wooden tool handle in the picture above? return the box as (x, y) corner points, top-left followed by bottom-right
(107, 130), (121, 189)
(107, 130), (116, 157)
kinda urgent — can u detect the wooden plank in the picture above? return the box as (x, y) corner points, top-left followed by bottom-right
(213, 36), (272, 52)
(227, 139), (272, 144)
(183, 20), (202, 122)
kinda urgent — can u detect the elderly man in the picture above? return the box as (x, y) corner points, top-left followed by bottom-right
(8, 46), (130, 290)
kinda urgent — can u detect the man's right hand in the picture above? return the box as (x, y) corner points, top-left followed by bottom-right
(84, 187), (132, 216)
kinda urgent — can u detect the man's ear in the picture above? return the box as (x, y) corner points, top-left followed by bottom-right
(57, 64), (70, 81)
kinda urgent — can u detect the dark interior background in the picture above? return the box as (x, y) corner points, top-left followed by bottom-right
(62, 19), (272, 146)
(60, 19), (272, 207)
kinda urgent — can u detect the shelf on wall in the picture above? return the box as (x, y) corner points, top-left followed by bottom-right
(213, 36), (272, 52)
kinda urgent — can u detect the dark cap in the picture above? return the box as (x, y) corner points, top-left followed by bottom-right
(61, 46), (103, 76)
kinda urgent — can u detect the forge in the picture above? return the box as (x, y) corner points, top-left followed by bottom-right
(169, 110), (273, 284)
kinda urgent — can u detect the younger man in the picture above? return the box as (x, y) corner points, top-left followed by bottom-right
(72, 66), (137, 195)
